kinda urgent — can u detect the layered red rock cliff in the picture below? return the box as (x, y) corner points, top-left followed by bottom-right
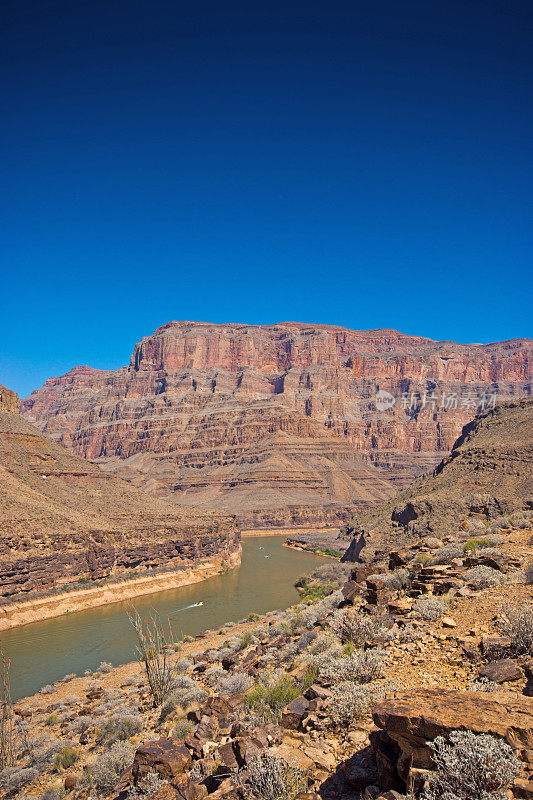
(21, 321), (532, 526)
(0, 400), (239, 600)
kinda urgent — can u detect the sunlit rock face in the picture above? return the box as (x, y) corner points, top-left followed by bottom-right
(21, 321), (532, 526)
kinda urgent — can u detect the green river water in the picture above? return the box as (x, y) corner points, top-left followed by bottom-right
(2, 536), (328, 701)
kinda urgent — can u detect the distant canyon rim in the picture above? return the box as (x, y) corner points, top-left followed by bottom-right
(21, 320), (532, 527)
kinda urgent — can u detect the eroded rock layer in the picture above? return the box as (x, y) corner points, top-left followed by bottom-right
(0, 409), (239, 600)
(342, 398), (533, 558)
(21, 321), (532, 525)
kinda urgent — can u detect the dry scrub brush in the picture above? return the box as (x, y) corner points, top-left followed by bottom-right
(126, 607), (176, 705)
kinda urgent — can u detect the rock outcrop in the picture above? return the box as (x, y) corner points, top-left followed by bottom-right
(20, 321), (532, 525)
(342, 398), (533, 557)
(0, 405), (239, 600)
(372, 688), (533, 791)
(0, 381), (19, 413)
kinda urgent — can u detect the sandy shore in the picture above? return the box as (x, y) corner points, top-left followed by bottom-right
(241, 526), (337, 537)
(0, 549), (241, 632)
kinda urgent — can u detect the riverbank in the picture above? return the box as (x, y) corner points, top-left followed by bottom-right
(241, 525), (338, 537)
(0, 549), (241, 632)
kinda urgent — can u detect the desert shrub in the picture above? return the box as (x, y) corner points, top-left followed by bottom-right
(464, 535), (503, 552)
(127, 608), (176, 706)
(90, 741), (135, 791)
(432, 543), (464, 564)
(97, 661), (113, 674)
(44, 713), (59, 726)
(64, 695), (80, 705)
(27, 735), (64, 771)
(99, 711), (143, 744)
(307, 629), (340, 656)
(40, 685), (55, 695)
(309, 562), (352, 585)
(70, 715), (92, 734)
(424, 537), (442, 549)
(367, 568), (410, 590)
(176, 657), (193, 672)
(295, 630), (317, 653)
(323, 648), (385, 685)
(466, 518), (486, 531)
(469, 677), (499, 692)
(331, 608), (392, 646)
(218, 672), (254, 696)
(121, 675), (139, 687)
(205, 666), (226, 686)
(236, 632), (254, 651)
(420, 729), (520, 800)
(320, 588), (345, 612)
(160, 679), (207, 717)
(172, 718), (195, 739)
(332, 679), (393, 725)
(464, 566), (506, 589)
(241, 753), (307, 800)
(300, 665), (319, 691)
(412, 553), (432, 565)
(496, 602), (533, 655)
(395, 624), (422, 643)
(0, 766), (39, 789)
(246, 673), (300, 717)
(53, 745), (79, 770)
(413, 596), (446, 621)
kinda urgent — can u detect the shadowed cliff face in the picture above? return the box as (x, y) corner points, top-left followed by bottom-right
(0, 408), (239, 600)
(21, 321), (532, 525)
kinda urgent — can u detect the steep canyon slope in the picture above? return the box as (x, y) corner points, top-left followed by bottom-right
(0, 391), (239, 600)
(21, 321), (532, 526)
(342, 398), (533, 560)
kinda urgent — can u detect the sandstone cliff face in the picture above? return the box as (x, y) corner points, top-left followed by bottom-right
(0, 408), (239, 600)
(0, 382), (19, 414)
(21, 321), (532, 525)
(342, 398), (533, 558)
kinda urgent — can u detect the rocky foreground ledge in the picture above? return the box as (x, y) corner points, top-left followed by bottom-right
(2, 515), (532, 800)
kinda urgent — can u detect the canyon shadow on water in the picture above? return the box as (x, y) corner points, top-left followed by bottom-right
(3, 536), (329, 700)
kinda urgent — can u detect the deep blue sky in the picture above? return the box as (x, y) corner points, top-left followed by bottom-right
(2, 0), (532, 398)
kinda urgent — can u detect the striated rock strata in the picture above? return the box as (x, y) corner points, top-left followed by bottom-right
(0, 381), (19, 413)
(0, 406), (239, 601)
(21, 321), (532, 526)
(342, 398), (533, 559)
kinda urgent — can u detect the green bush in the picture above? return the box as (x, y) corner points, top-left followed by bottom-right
(246, 673), (301, 716)
(54, 746), (79, 770)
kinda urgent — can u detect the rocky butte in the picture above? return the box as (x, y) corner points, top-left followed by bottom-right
(21, 321), (532, 527)
(0, 386), (239, 608)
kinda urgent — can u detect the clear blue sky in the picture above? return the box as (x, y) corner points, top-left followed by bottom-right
(2, 0), (532, 398)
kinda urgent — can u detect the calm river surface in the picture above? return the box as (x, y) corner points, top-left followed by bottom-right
(3, 537), (328, 700)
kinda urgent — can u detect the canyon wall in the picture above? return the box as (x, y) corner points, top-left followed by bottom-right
(0, 407), (239, 600)
(21, 321), (532, 525)
(0, 381), (19, 413)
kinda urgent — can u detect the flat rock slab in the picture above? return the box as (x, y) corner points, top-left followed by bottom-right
(478, 658), (523, 684)
(372, 688), (533, 783)
(133, 738), (192, 781)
